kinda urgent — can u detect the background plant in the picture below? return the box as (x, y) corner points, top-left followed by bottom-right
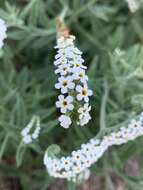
(0, 0), (143, 189)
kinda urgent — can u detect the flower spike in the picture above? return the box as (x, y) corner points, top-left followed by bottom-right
(21, 115), (41, 144)
(54, 18), (93, 128)
(44, 111), (143, 180)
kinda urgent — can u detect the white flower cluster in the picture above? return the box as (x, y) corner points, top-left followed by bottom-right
(21, 116), (40, 144)
(0, 18), (7, 49)
(125, 0), (140, 13)
(44, 112), (143, 179)
(54, 35), (92, 128)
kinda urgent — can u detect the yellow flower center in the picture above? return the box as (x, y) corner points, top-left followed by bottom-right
(63, 67), (67, 71)
(76, 155), (80, 159)
(63, 80), (67, 86)
(63, 101), (68, 106)
(82, 89), (87, 96)
(79, 73), (83, 77)
(76, 63), (80, 67)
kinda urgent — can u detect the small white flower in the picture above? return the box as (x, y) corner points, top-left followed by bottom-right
(81, 143), (93, 155)
(71, 150), (84, 163)
(89, 138), (100, 146)
(51, 159), (62, 172)
(102, 135), (115, 147)
(81, 156), (93, 167)
(55, 53), (62, 60)
(78, 104), (91, 116)
(32, 126), (40, 139)
(21, 127), (30, 136)
(118, 129), (132, 142)
(55, 63), (71, 75)
(56, 95), (74, 113)
(56, 36), (75, 49)
(61, 157), (73, 171)
(71, 60), (87, 71)
(129, 119), (141, 129)
(73, 69), (88, 84)
(73, 47), (82, 55)
(0, 19), (7, 49)
(74, 55), (85, 64)
(23, 135), (32, 144)
(58, 115), (72, 128)
(54, 57), (67, 66)
(55, 76), (75, 94)
(77, 112), (91, 126)
(44, 154), (52, 166)
(58, 46), (75, 58)
(76, 85), (92, 102)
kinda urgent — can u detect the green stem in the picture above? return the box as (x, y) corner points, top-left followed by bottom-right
(67, 181), (77, 190)
(100, 79), (109, 132)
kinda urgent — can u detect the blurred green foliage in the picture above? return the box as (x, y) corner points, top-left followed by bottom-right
(0, 0), (143, 189)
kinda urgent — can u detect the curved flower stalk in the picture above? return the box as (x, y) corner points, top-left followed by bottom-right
(44, 111), (143, 179)
(54, 20), (92, 128)
(21, 115), (41, 144)
(0, 18), (7, 49)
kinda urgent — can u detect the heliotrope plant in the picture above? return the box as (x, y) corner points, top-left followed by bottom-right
(1, 16), (143, 184)
(43, 19), (143, 181)
(54, 19), (92, 128)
